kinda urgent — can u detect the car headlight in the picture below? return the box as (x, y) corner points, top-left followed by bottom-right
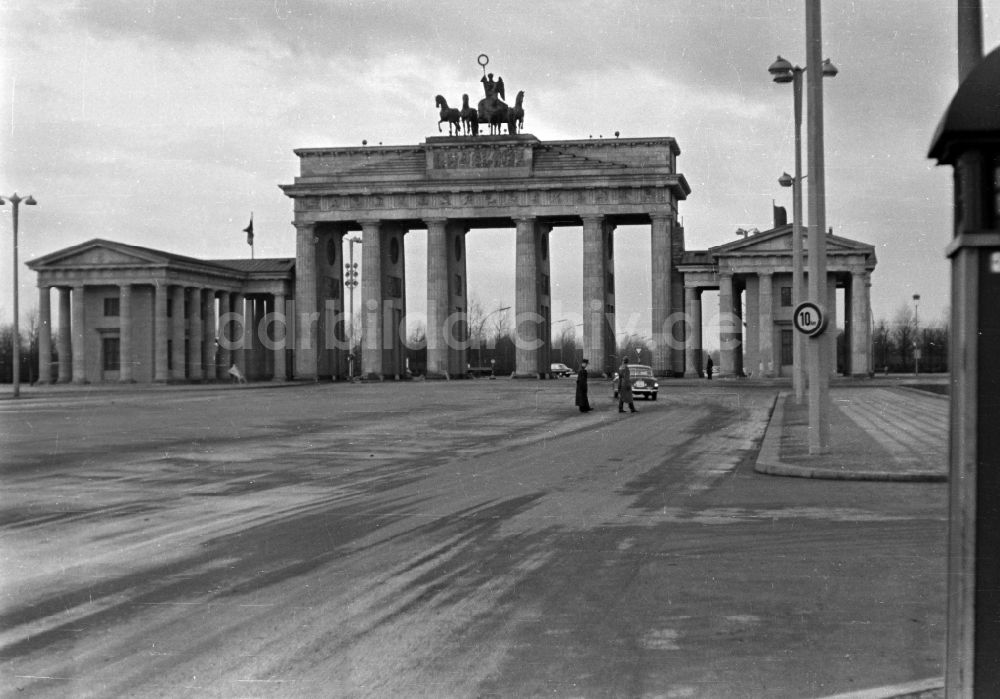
(653, 382), (659, 388)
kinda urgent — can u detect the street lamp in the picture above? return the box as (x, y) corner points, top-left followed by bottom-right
(770, 53), (837, 406)
(475, 305), (510, 368)
(912, 293), (921, 375)
(1, 193), (37, 398)
(344, 236), (361, 378)
(770, 3), (838, 454)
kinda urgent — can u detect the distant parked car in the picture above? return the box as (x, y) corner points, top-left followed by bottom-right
(613, 364), (659, 400)
(550, 362), (574, 377)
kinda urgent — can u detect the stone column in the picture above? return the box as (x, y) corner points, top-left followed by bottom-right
(425, 218), (450, 378)
(71, 284), (86, 384)
(719, 273), (737, 376)
(119, 284), (133, 382)
(514, 217), (540, 377)
(360, 220), (384, 379)
(253, 297), (266, 378)
(243, 295), (255, 379)
(57, 287), (72, 382)
(448, 222), (470, 377)
(828, 274), (839, 377)
(216, 291), (231, 379)
(650, 214), (674, 376)
(170, 285), (186, 380)
(850, 270), (871, 377)
(188, 288), (203, 381)
(758, 272), (774, 377)
(684, 287), (702, 377)
(154, 283), (169, 382)
(230, 292), (244, 377)
(37, 287), (52, 384)
(272, 292), (287, 381)
(294, 222), (319, 380)
(202, 290), (216, 380)
(582, 215), (611, 376)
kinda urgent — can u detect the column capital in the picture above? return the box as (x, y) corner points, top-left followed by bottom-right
(649, 213), (675, 224)
(423, 217), (448, 227)
(580, 214), (604, 225)
(512, 216), (536, 226)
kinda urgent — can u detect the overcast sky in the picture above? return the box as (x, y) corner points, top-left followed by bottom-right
(3, 1), (998, 337)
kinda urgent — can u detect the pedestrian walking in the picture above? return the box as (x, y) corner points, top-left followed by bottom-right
(617, 357), (637, 413)
(706, 356), (714, 380)
(575, 359), (592, 412)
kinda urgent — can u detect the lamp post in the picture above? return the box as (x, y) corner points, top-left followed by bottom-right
(476, 305), (510, 368)
(912, 293), (921, 376)
(770, 53), (837, 406)
(769, 1), (838, 454)
(344, 236), (361, 378)
(1, 193), (38, 398)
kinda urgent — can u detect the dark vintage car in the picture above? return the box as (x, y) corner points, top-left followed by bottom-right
(550, 362), (574, 378)
(612, 364), (659, 400)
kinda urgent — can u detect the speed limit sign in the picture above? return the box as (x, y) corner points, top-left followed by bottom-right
(793, 301), (827, 337)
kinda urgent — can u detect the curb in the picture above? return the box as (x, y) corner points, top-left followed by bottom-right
(815, 676), (943, 698)
(753, 391), (947, 482)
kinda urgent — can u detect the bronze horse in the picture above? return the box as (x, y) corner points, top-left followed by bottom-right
(510, 91), (525, 133)
(435, 95), (461, 135)
(460, 94), (479, 136)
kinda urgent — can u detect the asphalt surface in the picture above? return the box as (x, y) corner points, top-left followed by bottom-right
(0, 379), (946, 698)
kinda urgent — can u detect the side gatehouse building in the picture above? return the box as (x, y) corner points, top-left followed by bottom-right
(27, 134), (876, 384)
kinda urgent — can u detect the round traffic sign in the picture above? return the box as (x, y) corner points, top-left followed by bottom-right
(793, 301), (827, 336)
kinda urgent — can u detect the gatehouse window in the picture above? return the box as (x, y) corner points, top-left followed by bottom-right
(326, 238), (337, 265)
(389, 237), (400, 264)
(780, 286), (792, 307)
(455, 274), (463, 295)
(167, 299), (173, 318)
(104, 297), (120, 317)
(780, 329), (793, 365)
(102, 336), (120, 371)
(455, 236), (463, 261)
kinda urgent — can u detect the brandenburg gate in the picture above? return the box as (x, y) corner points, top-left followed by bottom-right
(280, 134), (692, 380)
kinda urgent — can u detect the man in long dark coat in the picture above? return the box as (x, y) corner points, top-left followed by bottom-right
(575, 359), (592, 412)
(618, 358), (637, 413)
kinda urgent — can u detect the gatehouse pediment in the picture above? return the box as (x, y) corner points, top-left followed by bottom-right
(711, 225), (875, 257)
(28, 239), (169, 270)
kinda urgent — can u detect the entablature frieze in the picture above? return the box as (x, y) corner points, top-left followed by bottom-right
(34, 266), (247, 292)
(289, 183), (681, 226)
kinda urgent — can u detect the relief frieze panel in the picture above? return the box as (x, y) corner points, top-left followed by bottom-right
(305, 184), (674, 217)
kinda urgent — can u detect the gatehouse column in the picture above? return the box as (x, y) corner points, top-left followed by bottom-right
(425, 218), (450, 377)
(759, 272), (775, 377)
(170, 285), (186, 380)
(582, 215), (614, 376)
(230, 292), (244, 376)
(242, 295), (254, 379)
(119, 284), (133, 382)
(650, 214), (674, 376)
(294, 222), (319, 380)
(71, 284), (86, 384)
(217, 291), (230, 379)
(57, 287), (72, 382)
(37, 286), (52, 384)
(684, 286), (702, 377)
(514, 217), (540, 378)
(850, 270), (871, 377)
(253, 297), (266, 379)
(272, 292), (287, 381)
(360, 220), (384, 378)
(189, 288), (203, 381)
(719, 273), (737, 376)
(202, 290), (216, 380)
(154, 283), (169, 382)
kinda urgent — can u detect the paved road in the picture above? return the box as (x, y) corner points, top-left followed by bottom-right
(0, 381), (946, 698)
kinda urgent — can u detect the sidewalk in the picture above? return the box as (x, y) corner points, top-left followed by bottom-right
(755, 386), (948, 482)
(756, 385), (948, 699)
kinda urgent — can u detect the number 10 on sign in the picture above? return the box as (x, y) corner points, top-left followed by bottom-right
(793, 301), (827, 337)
